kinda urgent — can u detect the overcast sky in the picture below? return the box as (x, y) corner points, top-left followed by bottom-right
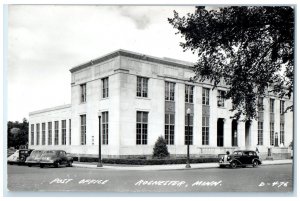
(8, 5), (198, 121)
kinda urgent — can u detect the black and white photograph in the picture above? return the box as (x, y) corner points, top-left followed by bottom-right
(3, 1), (296, 197)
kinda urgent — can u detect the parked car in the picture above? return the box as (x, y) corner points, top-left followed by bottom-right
(7, 148), (17, 157)
(39, 150), (73, 168)
(25, 150), (44, 167)
(7, 149), (34, 165)
(7, 150), (20, 164)
(219, 150), (262, 168)
(19, 149), (34, 163)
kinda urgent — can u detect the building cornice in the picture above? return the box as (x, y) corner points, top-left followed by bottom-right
(69, 49), (194, 73)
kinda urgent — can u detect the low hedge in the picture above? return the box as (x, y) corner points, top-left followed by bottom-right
(75, 157), (219, 165)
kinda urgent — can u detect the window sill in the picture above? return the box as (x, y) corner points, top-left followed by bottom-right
(165, 100), (175, 103)
(100, 97), (109, 101)
(136, 96), (150, 100)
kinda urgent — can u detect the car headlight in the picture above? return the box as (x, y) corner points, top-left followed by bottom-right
(219, 157), (224, 162)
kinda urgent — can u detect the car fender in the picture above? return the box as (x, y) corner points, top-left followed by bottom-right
(65, 156), (73, 162)
(229, 159), (242, 165)
(52, 157), (60, 163)
(252, 158), (261, 165)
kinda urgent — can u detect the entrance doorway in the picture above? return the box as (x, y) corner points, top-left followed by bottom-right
(217, 118), (224, 147)
(245, 120), (251, 147)
(232, 120), (238, 146)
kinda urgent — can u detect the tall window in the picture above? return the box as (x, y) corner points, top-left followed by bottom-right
(102, 77), (109, 98)
(280, 100), (285, 114)
(136, 111), (148, 145)
(258, 122), (263, 145)
(258, 97), (264, 111)
(80, 83), (86, 103)
(62, 120), (66, 145)
(36, 123), (40, 145)
(202, 116), (209, 145)
(270, 122), (274, 146)
(185, 115), (193, 145)
(69, 119), (71, 145)
(185, 85), (194, 103)
(42, 123), (46, 145)
(217, 90), (225, 107)
(202, 88), (210, 105)
(165, 82), (175, 101)
(137, 76), (148, 97)
(165, 113), (175, 145)
(280, 123), (285, 145)
(270, 98), (275, 113)
(31, 124), (34, 145)
(54, 121), (59, 145)
(48, 122), (52, 145)
(80, 115), (86, 145)
(102, 112), (109, 145)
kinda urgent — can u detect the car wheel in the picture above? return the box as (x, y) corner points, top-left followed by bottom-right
(253, 160), (258, 167)
(40, 164), (44, 168)
(28, 164), (31, 167)
(230, 161), (237, 168)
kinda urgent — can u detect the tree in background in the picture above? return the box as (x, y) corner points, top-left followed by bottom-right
(169, 6), (294, 120)
(152, 136), (170, 159)
(7, 118), (29, 149)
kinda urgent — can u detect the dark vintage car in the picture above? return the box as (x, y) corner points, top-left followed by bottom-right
(25, 150), (44, 167)
(219, 150), (262, 168)
(39, 150), (73, 168)
(7, 149), (33, 165)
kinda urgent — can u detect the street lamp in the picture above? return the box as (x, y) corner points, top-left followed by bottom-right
(97, 116), (103, 167)
(186, 108), (191, 168)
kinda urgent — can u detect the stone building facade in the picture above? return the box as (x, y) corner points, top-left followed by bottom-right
(29, 49), (293, 159)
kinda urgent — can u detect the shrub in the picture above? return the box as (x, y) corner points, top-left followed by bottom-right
(152, 136), (170, 159)
(76, 157), (219, 165)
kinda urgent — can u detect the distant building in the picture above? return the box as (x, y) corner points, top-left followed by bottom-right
(29, 49), (293, 159)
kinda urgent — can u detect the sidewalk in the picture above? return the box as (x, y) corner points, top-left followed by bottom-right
(72, 159), (293, 171)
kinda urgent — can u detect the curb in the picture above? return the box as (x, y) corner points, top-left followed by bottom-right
(72, 160), (292, 171)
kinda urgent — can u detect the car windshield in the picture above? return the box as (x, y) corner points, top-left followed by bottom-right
(30, 151), (43, 157)
(42, 151), (58, 156)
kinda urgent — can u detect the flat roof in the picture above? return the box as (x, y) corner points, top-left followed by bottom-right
(29, 104), (71, 116)
(69, 49), (195, 73)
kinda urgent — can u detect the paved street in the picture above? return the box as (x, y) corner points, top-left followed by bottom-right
(7, 164), (293, 193)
